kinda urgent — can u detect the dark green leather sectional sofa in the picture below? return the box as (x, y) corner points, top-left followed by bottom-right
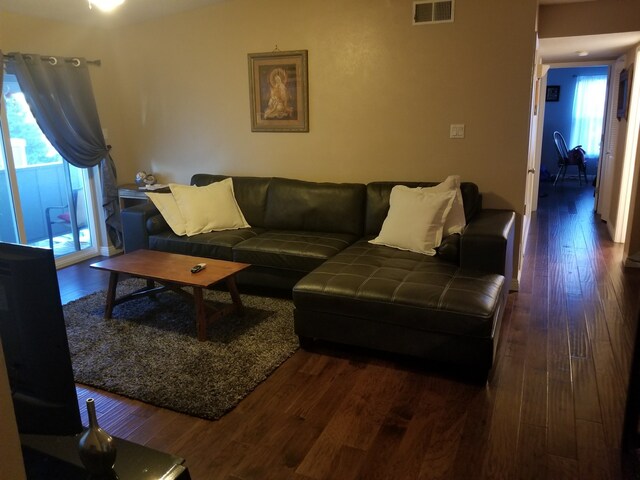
(121, 174), (515, 378)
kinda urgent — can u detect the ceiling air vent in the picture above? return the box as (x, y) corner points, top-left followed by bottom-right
(413, 0), (454, 25)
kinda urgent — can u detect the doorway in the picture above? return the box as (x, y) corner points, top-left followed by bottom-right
(0, 73), (99, 267)
(539, 65), (608, 195)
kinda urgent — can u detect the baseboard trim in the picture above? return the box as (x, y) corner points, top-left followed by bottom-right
(100, 245), (122, 257)
(624, 258), (640, 269)
(510, 277), (520, 292)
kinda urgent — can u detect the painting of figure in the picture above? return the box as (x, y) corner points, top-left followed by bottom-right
(261, 66), (297, 120)
(248, 50), (308, 132)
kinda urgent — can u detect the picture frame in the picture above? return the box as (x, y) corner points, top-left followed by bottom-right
(248, 50), (309, 132)
(546, 85), (560, 102)
(617, 66), (632, 121)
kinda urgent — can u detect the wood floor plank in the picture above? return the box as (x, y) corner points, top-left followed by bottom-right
(576, 419), (617, 480)
(418, 382), (472, 480)
(371, 375), (454, 480)
(567, 293), (590, 358)
(479, 341), (525, 480)
(571, 356), (603, 423)
(546, 375), (577, 459)
(516, 423), (547, 480)
(295, 364), (404, 478)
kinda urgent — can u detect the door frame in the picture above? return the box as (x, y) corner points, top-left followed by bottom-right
(529, 59), (614, 208)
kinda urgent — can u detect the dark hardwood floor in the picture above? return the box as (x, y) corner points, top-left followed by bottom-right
(57, 180), (640, 479)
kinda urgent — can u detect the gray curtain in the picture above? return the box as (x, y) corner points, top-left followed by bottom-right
(5, 52), (122, 248)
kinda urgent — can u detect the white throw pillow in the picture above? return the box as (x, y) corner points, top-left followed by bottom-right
(169, 179), (250, 236)
(369, 186), (456, 255)
(146, 191), (187, 236)
(429, 175), (466, 235)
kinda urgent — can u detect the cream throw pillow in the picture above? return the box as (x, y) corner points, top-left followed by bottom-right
(429, 175), (466, 235)
(169, 179), (250, 236)
(146, 192), (187, 236)
(369, 186), (456, 255)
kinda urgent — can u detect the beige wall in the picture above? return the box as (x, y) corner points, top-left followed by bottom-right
(538, 0), (640, 38)
(106, 0), (537, 217)
(622, 45), (640, 261)
(625, 123), (640, 260)
(2, 0), (539, 275)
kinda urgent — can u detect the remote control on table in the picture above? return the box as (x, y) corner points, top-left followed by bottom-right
(190, 263), (206, 273)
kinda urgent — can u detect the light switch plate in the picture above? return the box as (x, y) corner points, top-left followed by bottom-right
(450, 124), (465, 139)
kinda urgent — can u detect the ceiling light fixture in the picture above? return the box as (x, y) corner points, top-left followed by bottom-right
(88, 0), (125, 12)
(577, 50), (589, 57)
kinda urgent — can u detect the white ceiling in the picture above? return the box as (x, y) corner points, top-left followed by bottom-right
(539, 31), (640, 64)
(0, 0), (227, 27)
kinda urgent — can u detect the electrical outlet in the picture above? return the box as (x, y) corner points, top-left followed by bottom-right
(450, 124), (465, 139)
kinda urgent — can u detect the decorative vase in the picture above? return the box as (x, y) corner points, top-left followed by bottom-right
(134, 171), (148, 186)
(78, 398), (117, 478)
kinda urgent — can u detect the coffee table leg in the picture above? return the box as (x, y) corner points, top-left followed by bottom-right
(193, 287), (207, 341)
(105, 272), (119, 319)
(226, 276), (244, 316)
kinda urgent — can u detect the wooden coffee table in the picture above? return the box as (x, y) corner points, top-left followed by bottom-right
(90, 250), (250, 341)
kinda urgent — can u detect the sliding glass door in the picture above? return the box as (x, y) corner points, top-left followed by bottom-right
(0, 122), (19, 244)
(1, 72), (98, 266)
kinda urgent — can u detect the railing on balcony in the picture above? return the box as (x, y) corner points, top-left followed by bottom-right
(0, 160), (91, 257)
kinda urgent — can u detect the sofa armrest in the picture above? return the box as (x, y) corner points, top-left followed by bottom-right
(121, 203), (163, 253)
(460, 209), (515, 282)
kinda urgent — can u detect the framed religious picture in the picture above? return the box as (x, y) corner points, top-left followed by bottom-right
(546, 85), (560, 102)
(248, 50), (309, 132)
(617, 67), (632, 120)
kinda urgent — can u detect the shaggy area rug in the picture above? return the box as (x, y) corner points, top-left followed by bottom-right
(62, 278), (299, 420)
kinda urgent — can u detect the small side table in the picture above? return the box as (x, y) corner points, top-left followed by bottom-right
(118, 183), (148, 210)
(118, 183), (169, 210)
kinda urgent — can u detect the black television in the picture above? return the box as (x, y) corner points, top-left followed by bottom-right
(0, 242), (82, 436)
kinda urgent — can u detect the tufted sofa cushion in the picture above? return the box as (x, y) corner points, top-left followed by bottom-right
(149, 227), (264, 261)
(293, 239), (504, 339)
(233, 231), (357, 272)
(264, 177), (366, 237)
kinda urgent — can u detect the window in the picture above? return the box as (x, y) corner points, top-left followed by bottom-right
(570, 75), (607, 157)
(1, 73), (97, 263)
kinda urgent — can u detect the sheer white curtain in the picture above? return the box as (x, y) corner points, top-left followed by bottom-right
(570, 75), (607, 158)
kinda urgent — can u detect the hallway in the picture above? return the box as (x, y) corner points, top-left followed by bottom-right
(520, 179), (640, 477)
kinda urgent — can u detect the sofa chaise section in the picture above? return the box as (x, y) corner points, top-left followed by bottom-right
(292, 241), (506, 374)
(292, 180), (516, 375)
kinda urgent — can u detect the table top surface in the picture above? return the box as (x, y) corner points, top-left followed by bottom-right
(90, 250), (250, 288)
(118, 183), (170, 195)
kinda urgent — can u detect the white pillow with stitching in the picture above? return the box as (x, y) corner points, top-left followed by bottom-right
(169, 178), (250, 236)
(369, 186), (456, 255)
(429, 175), (466, 235)
(146, 191), (187, 236)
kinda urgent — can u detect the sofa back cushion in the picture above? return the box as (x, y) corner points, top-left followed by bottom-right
(264, 177), (366, 236)
(365, 181), (481, 237)
(190, 174), (271, 228)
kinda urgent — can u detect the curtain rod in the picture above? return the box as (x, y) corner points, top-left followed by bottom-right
(2, 54), (101, 66)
